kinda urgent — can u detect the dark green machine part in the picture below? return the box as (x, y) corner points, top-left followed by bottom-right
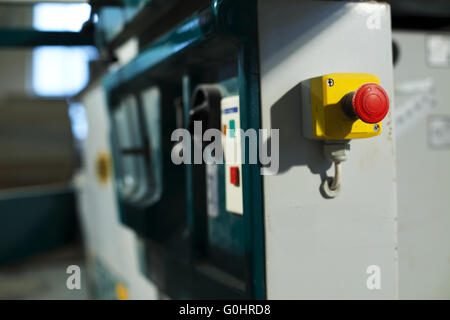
(103, 0), (265, 299)
(0, 188), (77, 266)
(0, 30), (93, 47)
(92, 0), (210, 51)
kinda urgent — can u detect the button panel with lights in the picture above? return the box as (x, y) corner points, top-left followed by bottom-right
(221, 95), (243, 215)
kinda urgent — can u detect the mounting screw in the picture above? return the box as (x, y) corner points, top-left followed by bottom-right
(327, 78), (334, 87)
(373, 124), (380, 132)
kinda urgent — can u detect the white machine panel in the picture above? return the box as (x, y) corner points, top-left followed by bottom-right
(258, 0), (397, 299)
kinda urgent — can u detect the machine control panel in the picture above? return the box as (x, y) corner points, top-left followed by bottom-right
(221, 96), (243, 215)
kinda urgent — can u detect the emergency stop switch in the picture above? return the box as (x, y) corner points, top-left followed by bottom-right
(302, 73), (389, 140)
(301, 73), (390, 198)
(341, 83), (389, 124)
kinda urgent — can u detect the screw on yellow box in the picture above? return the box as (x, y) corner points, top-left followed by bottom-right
(302, 73), (385, 140)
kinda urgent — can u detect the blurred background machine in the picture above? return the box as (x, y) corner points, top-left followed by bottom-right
(0, 0), (449, 300)
(0, 2), (81, 267)
(389, 0), (450, 300)
(393, 31), (450, 298)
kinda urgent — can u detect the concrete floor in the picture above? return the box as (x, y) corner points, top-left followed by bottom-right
(0, 245), (89, 300)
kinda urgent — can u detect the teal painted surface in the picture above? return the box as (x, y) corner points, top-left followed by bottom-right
(103, 13), (206, 96)
(123, 0), (150, 20)
(207, 162), (245, 255)
(182, 75), (195, 235)
(210, 0), (266, 299)
(236, 1), (266, 299)
(96, 7), (126, 45)
(207, 77), (245, 257)
(239, 42), (266, 299)
(102, 0), (266, 299)
(108, 85), (186, 241)
(0, 188), (77, 266)
(96, 0), (152, 44)
(102, 7), (210, 241)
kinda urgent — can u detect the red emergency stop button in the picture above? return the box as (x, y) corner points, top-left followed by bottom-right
(352, 83), (389, 124)
(230, 166), (239, 186)
(342, 83), (389, 124)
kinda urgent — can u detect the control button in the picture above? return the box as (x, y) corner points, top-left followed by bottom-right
(230, 166), (239, 186)
(229, 119), (235, 138)
(351, 83), (389, 124)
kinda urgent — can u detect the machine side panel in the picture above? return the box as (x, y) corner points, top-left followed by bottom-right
(258, 0), (398, 299)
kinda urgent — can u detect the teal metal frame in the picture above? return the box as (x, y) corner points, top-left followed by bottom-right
(0, 29), (94, 47)
(102, 0), (265, 299)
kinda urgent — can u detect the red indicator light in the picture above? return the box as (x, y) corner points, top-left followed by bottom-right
(230, 166), (239, 186)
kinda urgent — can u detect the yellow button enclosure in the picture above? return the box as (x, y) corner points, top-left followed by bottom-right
(307, 73), (383, 140)
(115, 282), (129, 300)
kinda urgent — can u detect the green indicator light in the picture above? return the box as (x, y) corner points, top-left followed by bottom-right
(229, 119), (235, 138)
